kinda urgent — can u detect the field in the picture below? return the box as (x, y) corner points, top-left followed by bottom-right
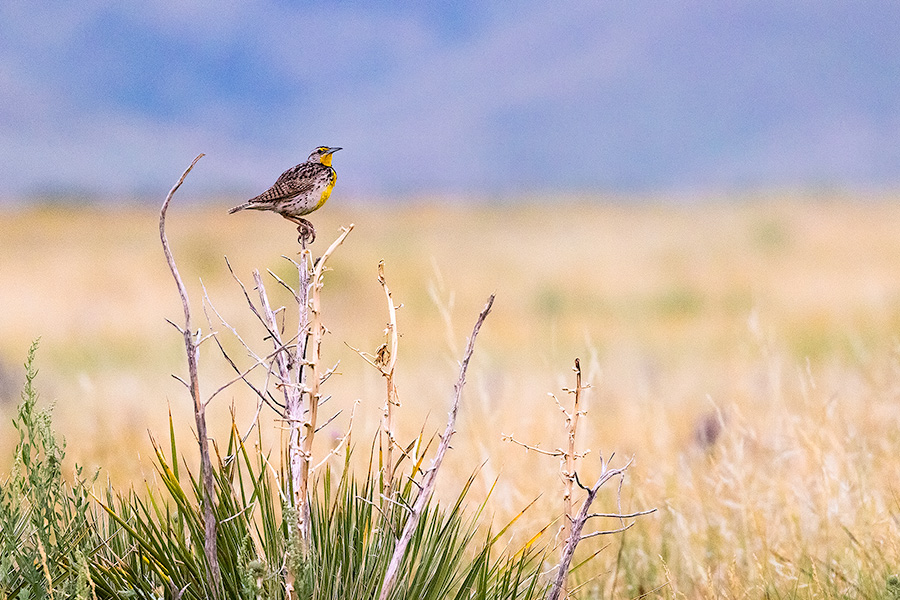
(2, 195), (900, 597)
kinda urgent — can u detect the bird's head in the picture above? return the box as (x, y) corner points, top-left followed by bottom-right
(308, 146), (342, 167)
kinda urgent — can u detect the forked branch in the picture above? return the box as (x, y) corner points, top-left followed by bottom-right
(297, 225), (354, 548)
(503, 357), (589, 598)
(545, 459), (656, 600)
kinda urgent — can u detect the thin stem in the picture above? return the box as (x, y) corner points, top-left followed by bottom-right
(376, 260), (400, 498)
(377, 294), (494, 600)
(158, 153), (223, 600)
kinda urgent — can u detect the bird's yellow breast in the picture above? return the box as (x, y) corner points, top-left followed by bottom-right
(315, 173), (336, 210)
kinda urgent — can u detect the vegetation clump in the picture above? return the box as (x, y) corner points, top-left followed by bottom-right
(0, 341), (98, 599)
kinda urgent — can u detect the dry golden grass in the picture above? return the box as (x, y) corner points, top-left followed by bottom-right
(2, 195), (900, 597)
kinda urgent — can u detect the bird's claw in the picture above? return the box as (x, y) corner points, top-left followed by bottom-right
(296, 219), (316, 246)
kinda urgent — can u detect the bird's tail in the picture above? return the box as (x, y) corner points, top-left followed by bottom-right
(228, 202), (251, 214)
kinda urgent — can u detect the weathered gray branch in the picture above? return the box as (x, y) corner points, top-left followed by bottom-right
(252, 269), (306, 556)
(159, 153), (223, 600)
(295, 225), (354, 550)
(545, 458), (655, 600)
(377, 294), (494, 600)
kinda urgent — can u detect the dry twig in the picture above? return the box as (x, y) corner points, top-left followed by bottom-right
(502, 358), (589, 598)
(347, 260), (402, 497)
(158, 153), (223, 600)
(545, 462), (656, 600)
(296, 225), (353, 546)
(377, 294), (495, 600)
(561, 358), (588, 596)
(504, 358), (655, 599)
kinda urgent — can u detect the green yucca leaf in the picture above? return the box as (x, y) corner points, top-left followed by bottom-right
(5, 347), (550, 600)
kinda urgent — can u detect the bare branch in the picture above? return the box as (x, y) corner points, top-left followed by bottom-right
(356, 496), (402, 538)
(368, 260), (402, 498)
(573, 470), (591, 492)
(202, 282), (265, 364)
(268, 267), (299, 302)
(545, 455), (649, 600)
(345, 342), (382, 370)
(160, 154), (204, 338)
(506, 357), (591, 600)
(158, 153), (223, 600)
(204, 333), (300, 407)
(502, 434), (565, 457)
(314, 408), (342, 434)
(200, 283), (287, 415)
(219, 502), (256, 525)
(560, 356), (587, 598)
(293, 225), (354, 550)
(548, 392), (567, 415)
(319, 360), (340, 385)
(258, 450), (287, 503)
(587, 508), (658, 520)
(165, 318), (186, 334)
(378, 294), (494, 600)
(236, 386), (267, 446)
(253, 271), (295, 406)
(579, 522), (636, 540)
(224, 256), (278, 337)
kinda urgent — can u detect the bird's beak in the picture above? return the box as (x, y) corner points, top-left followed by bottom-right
(326, 147), (342, 155)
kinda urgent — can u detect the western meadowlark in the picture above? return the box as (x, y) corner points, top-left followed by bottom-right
(228, 146), (341, 244)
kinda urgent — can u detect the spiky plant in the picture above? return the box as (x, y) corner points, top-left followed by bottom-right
(94, 414), (546, 600)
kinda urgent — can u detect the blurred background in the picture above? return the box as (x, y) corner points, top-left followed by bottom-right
(1, 1), (899, 201)
(2, 3), (900, 594)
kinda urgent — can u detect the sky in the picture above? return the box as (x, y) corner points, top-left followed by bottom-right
(1, 0), (899, 201)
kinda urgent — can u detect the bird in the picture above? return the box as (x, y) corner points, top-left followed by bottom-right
(228, 146), (342, 244)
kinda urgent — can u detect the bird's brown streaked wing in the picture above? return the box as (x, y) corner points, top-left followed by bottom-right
(271, 162), (306, 186)
(248, 181), (302, 204)
(244, 163), (332, 205)
(246, 164), (309, 204)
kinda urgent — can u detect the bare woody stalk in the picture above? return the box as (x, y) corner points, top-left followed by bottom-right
(158, 153), (223, 600)
(251, 270), (303, 547)
(293, 248), (311, 525)
(503, 358), (589, 598)
(545, 464), (656, 600)
(347, 261), (401, 498)
(377, 294), (494, 600)
(377, 261), (400, 498)
(503, 361), (655, 598)
(252, 225), (352, 561)
(560, 358), (586, 597)
(251, 267), (306, 600)
(299, 226), (353, 544)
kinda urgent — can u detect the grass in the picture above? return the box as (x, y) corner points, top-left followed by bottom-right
(3, 195), (900, 597)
